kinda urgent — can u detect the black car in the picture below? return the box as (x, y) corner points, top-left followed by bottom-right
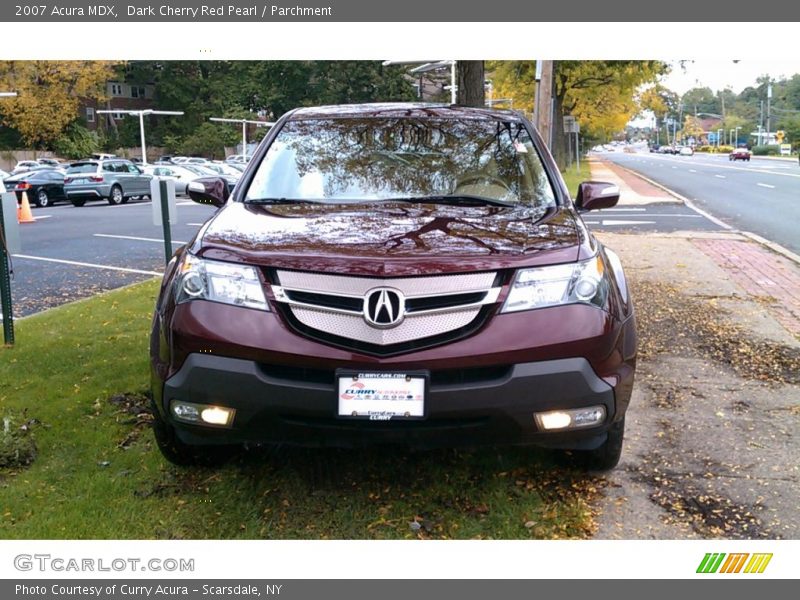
(3, 169), (66, 207)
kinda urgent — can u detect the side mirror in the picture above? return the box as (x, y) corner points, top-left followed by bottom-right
(575, 181), (620, 212)
(187, 177), (227, 208)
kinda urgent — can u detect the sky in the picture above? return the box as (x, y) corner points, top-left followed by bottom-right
(662, 60), (800, 94)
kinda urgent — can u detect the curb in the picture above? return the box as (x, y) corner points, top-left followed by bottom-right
(606, 161), (800, 267)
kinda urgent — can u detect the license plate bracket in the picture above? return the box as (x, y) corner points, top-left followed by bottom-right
(336, 370), (428, 421)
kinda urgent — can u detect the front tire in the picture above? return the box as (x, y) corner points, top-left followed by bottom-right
(571, 418), (625, 471)
(36, 189), (49, 208)
(151, 400), (237, 467)
(71, 198), (86, 207)
(107, 185), (124, 205)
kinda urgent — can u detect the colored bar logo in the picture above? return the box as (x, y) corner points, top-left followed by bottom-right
(697, 553), (772, 574)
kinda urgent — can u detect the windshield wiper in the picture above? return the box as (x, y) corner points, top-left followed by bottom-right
(387, 195), (517, 208)
(243, 198), (323, 205)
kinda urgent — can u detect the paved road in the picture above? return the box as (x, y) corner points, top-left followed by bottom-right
(7, 198), (216, 317)
(600, 152), (800, 254)
(582, 203), (721, 234)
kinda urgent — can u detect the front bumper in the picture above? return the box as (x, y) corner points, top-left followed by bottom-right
(155, 352), (630, 450)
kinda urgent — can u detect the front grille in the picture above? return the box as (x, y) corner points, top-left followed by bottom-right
(270, 270), (502, 355)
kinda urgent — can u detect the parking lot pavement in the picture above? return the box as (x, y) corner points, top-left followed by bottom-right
(589, 160), (800, 539)
(6, 198), (217, 317)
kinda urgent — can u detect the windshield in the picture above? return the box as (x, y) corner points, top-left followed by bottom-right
(244, 117), (557, 207)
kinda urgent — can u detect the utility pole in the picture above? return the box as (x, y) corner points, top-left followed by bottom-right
(766, 82), (772, 146)
(534, 60), (554, 150)
(96, 109), (184, 164)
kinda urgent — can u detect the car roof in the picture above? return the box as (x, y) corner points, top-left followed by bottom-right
(289, 102), (524, 122)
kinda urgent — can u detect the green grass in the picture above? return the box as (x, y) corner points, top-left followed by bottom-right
(0, 282), (601, 539)
(561, 160), (592, 199)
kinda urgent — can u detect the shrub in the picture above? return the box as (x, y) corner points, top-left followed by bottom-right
(52, 122), (101, 159)
(751, 145), (781, 156)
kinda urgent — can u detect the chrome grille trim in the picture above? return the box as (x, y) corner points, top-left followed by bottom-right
(275, 270), (497, 297)
(271, 270), (500, 346)
(272, 285), (501, 317)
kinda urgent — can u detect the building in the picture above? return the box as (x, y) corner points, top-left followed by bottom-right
(80, 80), (155, 131)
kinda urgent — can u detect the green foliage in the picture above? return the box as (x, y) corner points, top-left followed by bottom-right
(177, 122), (239, 159)
(751, 145), (781, 156)
(52, 121), (101, 159)
(485, 61), (537, 114)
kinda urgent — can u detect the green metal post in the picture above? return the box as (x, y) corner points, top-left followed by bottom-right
(159, 179), (172, 264)
(0, 207), (14, 345)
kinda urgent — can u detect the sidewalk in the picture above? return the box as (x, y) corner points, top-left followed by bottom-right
(588, 159), (800, 540)
(589, 159), (679, 206)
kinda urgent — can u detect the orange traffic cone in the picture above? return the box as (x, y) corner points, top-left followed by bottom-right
(17, 192), (35, 224)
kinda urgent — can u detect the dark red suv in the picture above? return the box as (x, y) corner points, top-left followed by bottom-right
(150, 103), (636, 469)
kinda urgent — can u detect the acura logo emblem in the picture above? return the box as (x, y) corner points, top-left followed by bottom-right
(364, 287), (405, 328)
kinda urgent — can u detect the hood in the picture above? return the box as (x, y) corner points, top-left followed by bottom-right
(195, 201), (588, 276)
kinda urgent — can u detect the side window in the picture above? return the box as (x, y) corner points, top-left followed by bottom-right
(102, 162), (115, 173)
(115, 163), (128, 173)
(126, 163), (139, 173)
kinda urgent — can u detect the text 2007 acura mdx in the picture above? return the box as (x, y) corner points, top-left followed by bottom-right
(150, 103), (636, 469)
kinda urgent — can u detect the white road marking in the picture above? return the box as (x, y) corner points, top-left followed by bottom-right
(598, 208), (647, 212)
(601, 219), (657, 226)
(757, 183), (776, 189)
(714, 175), (726, 179)
(671, 166), (677, 169)
(93, 233), (187, 245)
(689, 169), (697, 173)
(33, 215), (52, 220)
(187, 222), (205, 226)
(12, 254), (161, 276)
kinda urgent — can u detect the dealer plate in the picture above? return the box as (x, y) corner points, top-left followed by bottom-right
(336, 371), (427, 421)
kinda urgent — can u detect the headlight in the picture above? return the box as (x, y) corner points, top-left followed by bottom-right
(501, 255), (609, 313)
(175, 254), (269, 310)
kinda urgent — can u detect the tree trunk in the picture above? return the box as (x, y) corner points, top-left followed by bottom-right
(456, 61), (485, 107)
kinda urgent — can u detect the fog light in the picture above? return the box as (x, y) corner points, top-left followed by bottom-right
(170, 400), (235, 428)
(534, 406), (606, 431)
(200, 406), (234, 426)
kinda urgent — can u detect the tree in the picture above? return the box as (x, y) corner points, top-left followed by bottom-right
(0, 60), (118, 148)
(553, 61), (667, 163)
(456, 61), (485, 107)
(485, 61), (537, 113)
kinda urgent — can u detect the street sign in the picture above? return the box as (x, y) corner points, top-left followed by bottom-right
(780, 143), (792, 156)
(563, 116), (580, 134)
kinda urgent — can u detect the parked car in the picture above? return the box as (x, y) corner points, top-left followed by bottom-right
(183, 164), (239, 189)
(729, 147), (751, 162)
(679, 146), (694, 156)
(150, 103), (637, 470)
(185, 157), (210, 165)
(143, 164), (206, 196)
(3, 168), (66, 207)
(0, 169), (10, 181)
(171, 156), (190, 164)
(63, 158), (153, 206)
(37, 158), (62, 168)
(12, 160), (41, 174)
(157, 155), (174, 163)
(202, 163), (243, 179)
(225, 154), (246, 163)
